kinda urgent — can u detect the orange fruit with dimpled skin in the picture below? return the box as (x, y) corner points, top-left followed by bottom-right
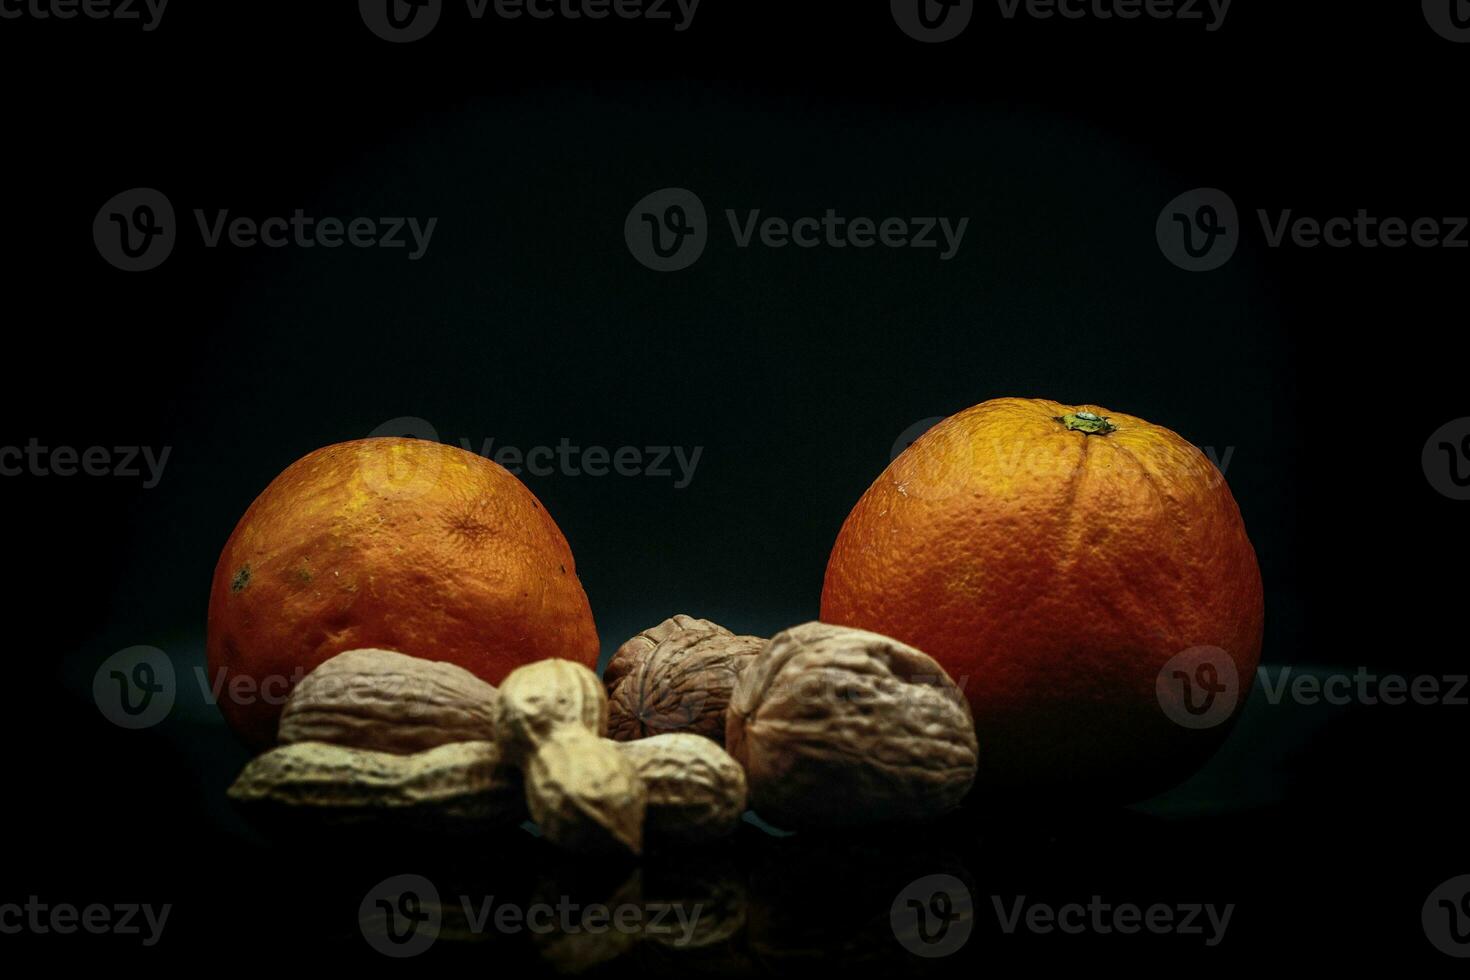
(207, 437), (600, 748)
(820, 398), (1264, 803)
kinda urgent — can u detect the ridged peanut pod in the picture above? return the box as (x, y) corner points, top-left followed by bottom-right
(278, 648), (499, 754)
(226, 740), (524, 829)
(496, 659), (609, 763)
(526, 729), (646, 855)
(614, 733), (747, 846)
(496, 659), (645, 855)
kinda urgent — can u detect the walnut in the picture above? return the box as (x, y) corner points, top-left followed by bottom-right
(603, 614), (731, 689)
(607, 627), (763, 745)
(725, 622), (977, 829)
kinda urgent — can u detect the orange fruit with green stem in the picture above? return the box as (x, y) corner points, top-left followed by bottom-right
(821, 398), (1264, 803)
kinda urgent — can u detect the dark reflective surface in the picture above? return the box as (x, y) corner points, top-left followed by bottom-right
(12, 662), (1455, 969)
(5, 5), (1464, 970)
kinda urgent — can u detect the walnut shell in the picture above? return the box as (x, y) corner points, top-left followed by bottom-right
(725, 622), (977, 829)
(613, 733), (747, 847)
(278, 648), (498, 753)
(608, 632), (763, 745)
(226, 740), (524, 829)
(495, 659), (607, 765)
(604, 615), (732, 689)
(526, 728), (647, 856)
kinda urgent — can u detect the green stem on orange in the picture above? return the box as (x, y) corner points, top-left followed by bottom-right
(1055, 411), (1117, 435)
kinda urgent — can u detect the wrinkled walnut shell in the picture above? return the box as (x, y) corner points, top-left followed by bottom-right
(604, 615), (732, 689)
(725, 622), (977, 829)
(613, 733), (748, 847)
(608, 631), (763, 745)
(278, 648), (499, 754)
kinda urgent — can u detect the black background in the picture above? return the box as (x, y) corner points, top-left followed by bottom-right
(1, 0), (1464, 969)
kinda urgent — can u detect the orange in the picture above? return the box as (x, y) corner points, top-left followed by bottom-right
(206, 438), (599, 748)
(820, 398), (1264, 802)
